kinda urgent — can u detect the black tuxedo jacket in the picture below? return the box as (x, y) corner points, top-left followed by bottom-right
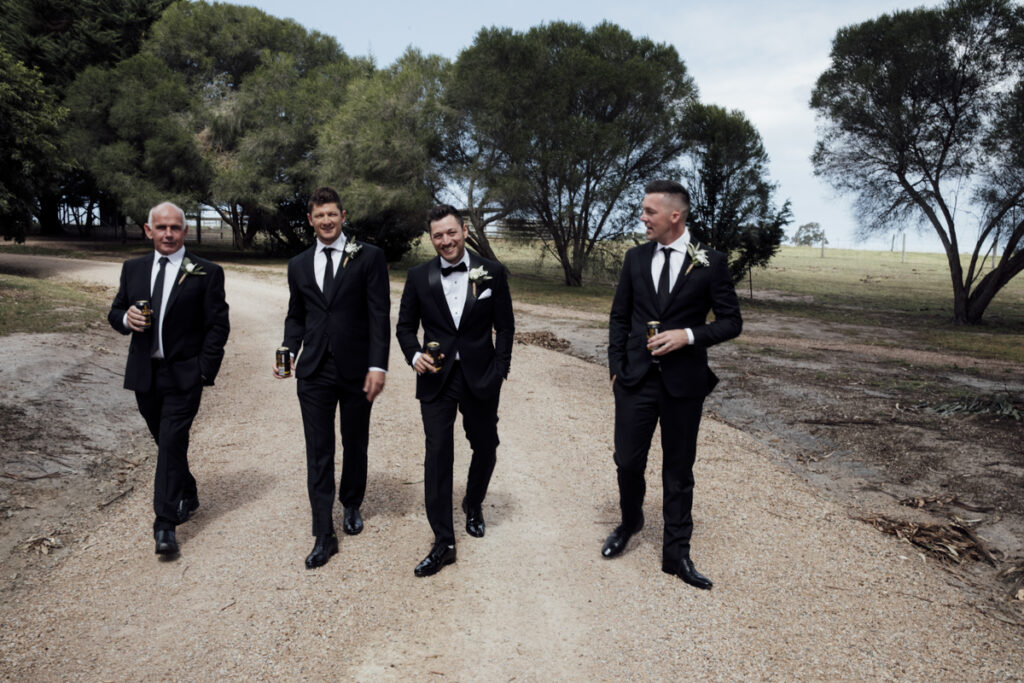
(282, 239), (390, 380)
(108, 251), (230, 393)
(608, 240), (741, 398)
(396, 252), (515, 402)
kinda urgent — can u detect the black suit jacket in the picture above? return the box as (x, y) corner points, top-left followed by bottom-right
(608, 240), (741, 398)
(396, 252), (515, 402)
(283, 239), (390, 380)
(108, 251), (230, 393)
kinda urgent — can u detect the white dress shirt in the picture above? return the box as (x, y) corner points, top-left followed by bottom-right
(314, 234), (347, 292)
(412, 252), (470, 370)
(121, 247), (184, 358)
(650, 232), (695, 345)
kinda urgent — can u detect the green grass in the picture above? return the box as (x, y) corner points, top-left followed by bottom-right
(0, 273), (111, 336)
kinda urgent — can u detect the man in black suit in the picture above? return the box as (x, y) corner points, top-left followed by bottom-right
(396, 205), (515, 577)
(604, 180), (742, 589)
(274, 186), (390, 569)
(108, 201), (230, 557)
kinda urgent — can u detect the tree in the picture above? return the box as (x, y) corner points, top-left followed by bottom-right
(0, 46), (67, 242)
(317, 49), (447, 261)
(451, 22), (697, 285)
(791, 222), (828, 247)
(810, 0), (1024, 324)
(680, 103), (791, 283)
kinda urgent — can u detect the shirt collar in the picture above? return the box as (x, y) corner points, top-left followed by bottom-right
(153, 247), (185, 266)
(317, 234), (347, 253)
(660, 230), (690, 254)
(439, 251), (470, 270)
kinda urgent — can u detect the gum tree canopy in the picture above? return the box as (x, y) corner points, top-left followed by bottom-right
(811, 0), (1024, 324)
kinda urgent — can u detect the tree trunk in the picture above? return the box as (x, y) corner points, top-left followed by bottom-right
(37, 192), (61, 236)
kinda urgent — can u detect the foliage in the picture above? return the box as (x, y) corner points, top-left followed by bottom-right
(0, 46), (67, 242)
(450, 22), (697, 285)
(317, 49), (446, 261)
(791, 222), (828, 247)
(680, 103), (791, 282)
(810, 0), (1024, 324)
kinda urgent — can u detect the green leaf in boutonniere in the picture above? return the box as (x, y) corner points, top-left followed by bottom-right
(178, 256), (206, 285)
(342, 240), (362, 268)
(468, 265), (492, 297)
(684, 242), (709, 276)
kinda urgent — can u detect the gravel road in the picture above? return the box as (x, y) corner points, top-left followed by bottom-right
(1, 255), (1022, 680)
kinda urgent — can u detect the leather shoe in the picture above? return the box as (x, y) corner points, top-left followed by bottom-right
(414, 542), (456, 577)
(154, 529), (179, 556)
(461, 500), (485, 538)
(663, 557), (713, 590)
(601, 516), (643, 558)
(176, 497), (199, 524)
(343, 506), (363, 535)
(305, 534), (339, 569)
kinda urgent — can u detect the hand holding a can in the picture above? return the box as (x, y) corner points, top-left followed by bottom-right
(647, 328), (690, 356)
(413, 342), (444, 374)
(125, 302), (151, 333)
(272, 347), (294, 379)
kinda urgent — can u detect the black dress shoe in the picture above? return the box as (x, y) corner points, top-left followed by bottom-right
(663, 557), (713, 590)
(154, 529), (179, 556)
(176, 497), (199, 524)
(601, 516), (643, 558)
(461, 500), (485, 538)
(305, 534), (339, 569)
(342, 507), (363, 535)
(414, 542), (456, 577)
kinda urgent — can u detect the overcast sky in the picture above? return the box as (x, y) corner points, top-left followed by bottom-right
(241, 0), (941, 252)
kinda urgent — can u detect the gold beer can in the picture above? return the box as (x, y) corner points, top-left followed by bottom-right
(276, 346), (291, 377)
(646, 320), (661, 339)
(136, 300), (152, 329)
(425, 341), (442, 371)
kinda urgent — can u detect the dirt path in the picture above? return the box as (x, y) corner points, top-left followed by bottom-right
(1, 254), (1022, 679)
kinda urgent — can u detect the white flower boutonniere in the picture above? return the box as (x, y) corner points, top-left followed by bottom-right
(177, 256), (206, 285)
(342, 241), (362, 268)
(468, 265), (492, 297)
(685, 242), (709, 276)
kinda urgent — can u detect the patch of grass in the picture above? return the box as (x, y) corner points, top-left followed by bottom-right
(0, 273), (110, 336)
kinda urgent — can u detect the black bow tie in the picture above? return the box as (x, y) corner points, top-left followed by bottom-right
(441, 262), (468, 277)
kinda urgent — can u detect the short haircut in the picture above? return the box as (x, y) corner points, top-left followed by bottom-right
(644, 179), (691, 209)
(427, 204), (464, 230)
(307, 186), (343, 214)
(147, 202), (186, 227)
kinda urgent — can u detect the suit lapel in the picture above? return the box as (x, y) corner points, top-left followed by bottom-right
(641, 242), (658, 306)
(163, 251), (186, 316)
(461, 253), (480, 323)
(326, 235), (356, 306)
(428, 258), (458, 330)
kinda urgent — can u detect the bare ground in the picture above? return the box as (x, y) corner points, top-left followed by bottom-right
(0, 252), (1022, 680)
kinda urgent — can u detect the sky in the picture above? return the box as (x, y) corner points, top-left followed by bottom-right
(240, 0), (943, 252)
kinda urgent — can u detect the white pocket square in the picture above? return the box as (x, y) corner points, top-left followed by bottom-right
(477, 289), (492, 300)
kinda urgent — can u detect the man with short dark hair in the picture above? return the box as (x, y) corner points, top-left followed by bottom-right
(396, 204), (515, 577)
(604, 179), (742, 589)
(275, 186), (390, 569)
(108, 201), (230, 557)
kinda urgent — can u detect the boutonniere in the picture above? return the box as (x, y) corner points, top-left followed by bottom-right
(177, 257), (206, 285)
(685, 242), (709, 276)
(468, 265), (492, 297)
(342, 240), (362, 268)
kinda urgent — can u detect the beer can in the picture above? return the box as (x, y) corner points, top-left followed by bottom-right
(425, 341), (442, 371)
(276, 346), (291, 377)
(646, 320), (661, 339)
(136, 300), (152, 329)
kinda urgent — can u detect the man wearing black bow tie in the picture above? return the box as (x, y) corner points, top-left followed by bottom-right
(108, 202), (230, 557)
(275, 187), (390, 569)
(604, 180), (742, 589)
(396, 204), (515, 577)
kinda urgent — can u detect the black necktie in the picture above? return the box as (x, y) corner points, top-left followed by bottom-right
(441, 262), (467, 277)
(322, 247), (335, 297)
(151, 256), (169, 354)
(657, 247), (672, 311)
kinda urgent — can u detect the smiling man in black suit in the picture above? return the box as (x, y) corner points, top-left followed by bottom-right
(396, 204), (515, 577)
(274, 186), (390, 569)
(604, 180), (742, 589)
(108, 201), (230, 557)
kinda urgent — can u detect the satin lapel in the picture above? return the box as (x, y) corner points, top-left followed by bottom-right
(641, 241), (658, 304)
(163, 252), (186, 315)
(669, 250), (693, 302)
(327, 238), (353, 306)
(461, 253), (480, 322)
(427, 258), (457, 330)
